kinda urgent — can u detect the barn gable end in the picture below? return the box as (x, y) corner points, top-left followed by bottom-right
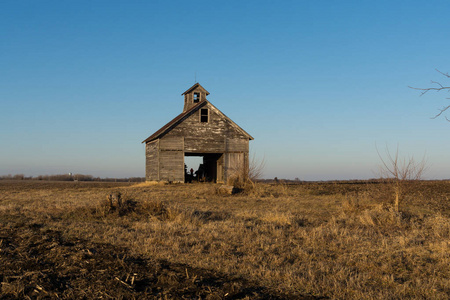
(143, 83), (253, 183)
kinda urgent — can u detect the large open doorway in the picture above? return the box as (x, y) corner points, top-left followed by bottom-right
(184, 153), (223, 183)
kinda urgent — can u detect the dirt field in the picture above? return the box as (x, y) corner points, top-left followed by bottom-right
(1, 180), (450, 299)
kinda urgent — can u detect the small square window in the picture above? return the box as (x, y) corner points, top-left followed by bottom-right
(193, 93), (200, 103)
(200, 109), (208, 123)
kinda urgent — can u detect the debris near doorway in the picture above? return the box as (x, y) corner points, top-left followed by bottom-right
(216, 184), (241, 195)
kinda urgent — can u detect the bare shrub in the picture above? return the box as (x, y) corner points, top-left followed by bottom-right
(227, 154), (266, 192)
(377, 145), (427, 212)
(248, 154), (266, 182)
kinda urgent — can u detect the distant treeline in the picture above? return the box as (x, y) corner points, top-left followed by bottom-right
(257, 178), (388, 184)
(258, 178), (450, 184)
(0, 174), (145, 182)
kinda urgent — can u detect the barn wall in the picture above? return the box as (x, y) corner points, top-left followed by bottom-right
(159, 150), (184, 182)
(223, 152), (248, 183)
(145, 138), (185, 182)
(145, 140), (159, 181)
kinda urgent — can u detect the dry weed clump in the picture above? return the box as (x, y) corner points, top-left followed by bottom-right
(340, 202), (404, 232)
(423, 213), (450, 239)
(93, 192), (181, 222)
(94, 191), (137, 217)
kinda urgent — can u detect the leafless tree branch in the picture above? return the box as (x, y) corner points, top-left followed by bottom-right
(436, 69), (450, 78)
(409, 69), (450, 120)
(431, 105), (450, 119)
(408, 83), (450, 96)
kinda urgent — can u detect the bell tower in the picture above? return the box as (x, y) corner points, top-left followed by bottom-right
(181, 83), (210, 112)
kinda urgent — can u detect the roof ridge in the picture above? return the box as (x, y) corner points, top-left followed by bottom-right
(181, 83), (210, 95)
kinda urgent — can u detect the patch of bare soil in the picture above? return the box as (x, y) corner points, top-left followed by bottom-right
(0, 223), (318, 299)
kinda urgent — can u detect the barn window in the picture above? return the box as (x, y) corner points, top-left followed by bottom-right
(193, 93), (200, 103)
(200, 109), (208, 123)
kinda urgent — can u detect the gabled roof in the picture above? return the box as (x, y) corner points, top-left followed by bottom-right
(142, 100), (207, 143)
(142, 100), (253, 143)
(207, 101), (254, 141)
(181, 83), (210, 96)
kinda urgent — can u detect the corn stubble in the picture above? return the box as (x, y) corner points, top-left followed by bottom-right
(1, 180), (450, 299)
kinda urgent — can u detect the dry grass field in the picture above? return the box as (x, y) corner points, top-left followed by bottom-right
(1, 180), (450, 299)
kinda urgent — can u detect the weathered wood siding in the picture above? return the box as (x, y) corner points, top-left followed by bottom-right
(146, 138), (184, 182)
(145, 140), (159, 181)
(226, 138), (249, 153)
(159, 150), (184, 182)
(223, 152), (248, 183)
(165, 103), (249, 153)
(159, 136), (184, 151)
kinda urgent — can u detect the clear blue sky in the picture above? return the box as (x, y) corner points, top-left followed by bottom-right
(1, 0), (449, 180)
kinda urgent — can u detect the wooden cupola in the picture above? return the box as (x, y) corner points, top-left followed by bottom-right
(182, 83), (210, 112)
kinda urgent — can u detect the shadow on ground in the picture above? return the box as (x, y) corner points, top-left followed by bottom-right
(1, 222), (322, 299)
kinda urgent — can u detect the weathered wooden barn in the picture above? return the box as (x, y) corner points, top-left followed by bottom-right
(142, 83), (253, 183)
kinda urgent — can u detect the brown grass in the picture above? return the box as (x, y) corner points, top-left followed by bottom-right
(1, 180), (450, 299)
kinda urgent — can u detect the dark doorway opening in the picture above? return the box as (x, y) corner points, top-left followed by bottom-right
(184, 153), (223, 183)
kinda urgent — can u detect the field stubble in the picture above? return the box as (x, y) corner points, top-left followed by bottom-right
(1, 180), (450, 299)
